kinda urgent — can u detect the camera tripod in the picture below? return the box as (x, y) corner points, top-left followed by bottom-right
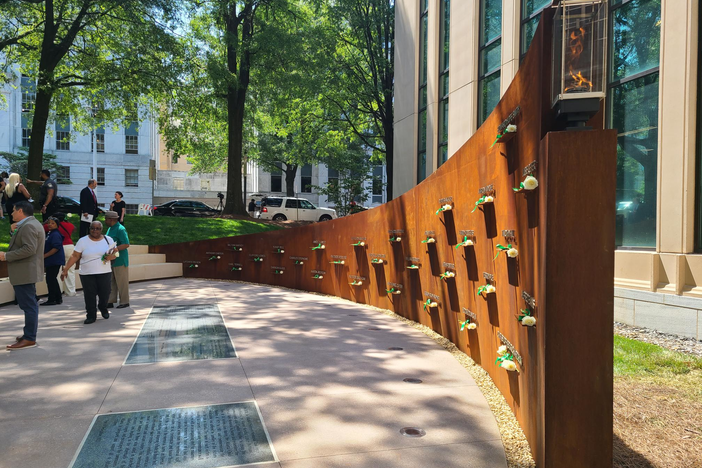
(215, 197), (225, 212)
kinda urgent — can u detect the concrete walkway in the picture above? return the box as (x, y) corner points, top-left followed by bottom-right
(0, 278), (508, 468)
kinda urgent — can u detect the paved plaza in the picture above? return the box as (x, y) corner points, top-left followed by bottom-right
(0, 279), (507, 468)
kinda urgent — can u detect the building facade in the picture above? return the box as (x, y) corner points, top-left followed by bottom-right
(0, 74), (156, 213)
(394, 0), (702, 339)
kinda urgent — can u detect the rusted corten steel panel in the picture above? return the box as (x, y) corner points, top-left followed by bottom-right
(151, 11), (615, 468)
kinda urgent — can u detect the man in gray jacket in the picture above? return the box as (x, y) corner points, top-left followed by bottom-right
(0, 201), (45, 350)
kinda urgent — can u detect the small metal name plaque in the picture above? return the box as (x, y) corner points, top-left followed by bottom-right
(424, 230), (435, 236)
(483, 272), (495, 282)
(438, 196), (453, 204)
(502, 230), (516, 238)
(349, 275), (366, 281)
(388, 282), (403, 289)
(273, 245), (284, 250)
(311, 270), (326, 275)
(249, 254), (266, 258)
(183, 260), (201, 265)
(523, 160), (537, 177)
(442, 262), (456, 270)
(405, 256), (421, 262)
(389, 229), (405, 234)
(290, 256), (308, 261)
(271, 266), (285, 271)
(351, 236), (367, 241)
(461, 308), (477, 321)
(331, 255), (347, 260)
(459, 230), (475, 237)
(522, 291), (537, 308)
(227, 243), (244, 248)
(312, 240), (326, 244)
(497, 106), (521, 134)
(205, 251), (224, 255)
(228, 262), (242, 267)
(479, 184), (495, 195)
(498, 331), (523, 365)
(370, 253), (387, 259)
(424, 292), (440, 301)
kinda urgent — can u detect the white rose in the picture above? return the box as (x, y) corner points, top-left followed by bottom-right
(429, 301), (437, 308)
(506, 124), (517, 133)
(466, 239), (474, 245)
(486, 284), (496, 293)
(467, 323), (477, 330)
(317, 275), (323, 279)
(501, 360), (518, 372)
(442, 204), (452, 211)
(522, 316), (537, 326)
(427, 237), (435, 243)
(393, 290), (401, 295)
(523, 176), (538, 190)
(445, 271), (455, 278)
(497, 345), (508, 356)
(359, 242), (364, 246)
(507, 248), (518, 258)
(339, 260), (345, 264)
(484, 196), (494, 203)
(320, 245), (326, 249)
(395, 237), (401, 242)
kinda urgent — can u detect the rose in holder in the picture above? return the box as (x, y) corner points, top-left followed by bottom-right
(371, 258), (386, 265)
(407, 264), (420, 270)
(421, 236), (436, 244)
(455, 236), (474, 249)
(389, 235), (402, 243)
(477, 284), (496, 296)
(490, 124), (517, 148)
(439, 270), (455, 280)
(232, 246), (243, 252)
(231, 266), (242, 271)
(352, 241), (365, 247)
(423, 299), (438, 311)
(513, 174), (538, 192)
(435, 204), (453, 215)
(386, 287), (402, 295)
(517, 307), (536, 327)
(494, 244), (518, 260)
(273, 269), (284, 275)
(472, 195), (494, 213)
(275, 248), (285, 254)
(188, 264), (199, 269)
(294, 260), (304, 265)
(330, 260), (345, 265)
(495, 346), (519, 372)
(311, 243), (326, 250)
(209, 255), (221, 261)
(313, 274), (323, 280)
(460, 319), (477, 331)
(350, 280), (363, 286)
(253, 256), (263, 262)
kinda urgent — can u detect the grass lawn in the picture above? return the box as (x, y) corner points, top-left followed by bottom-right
(0, 214), (281, 249)
(613, 335), (702, 468)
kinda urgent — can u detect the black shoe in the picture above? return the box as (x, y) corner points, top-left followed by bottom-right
(100, 310), (109, 319)
(107, 303), (114, 309)
(39, 301), (58, 306)
(116, 303), (130, 309)
(84, 317), (96, 324)
(57, 299), (63, 304)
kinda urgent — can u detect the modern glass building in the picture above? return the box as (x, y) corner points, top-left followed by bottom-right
(394, 0), (702, 339)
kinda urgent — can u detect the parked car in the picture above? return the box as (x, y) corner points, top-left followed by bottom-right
(153, 200), (220, 217)
(260, 197), (337, 222)
(53, 196), (105, 216)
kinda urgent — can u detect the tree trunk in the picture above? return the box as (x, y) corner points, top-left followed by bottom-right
(27, 85), (53, 181)
(383, 99), (393, 201)
(285, 164), (297, 196)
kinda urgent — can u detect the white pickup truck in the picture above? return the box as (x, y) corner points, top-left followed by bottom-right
(259, 197), (337, 222)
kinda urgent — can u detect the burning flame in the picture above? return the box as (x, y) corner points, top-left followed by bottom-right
(564, 27), (593, 92)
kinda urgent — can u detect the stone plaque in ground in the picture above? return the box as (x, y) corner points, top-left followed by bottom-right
(69, 402), (276, 468)
(125, 304), (236, 364)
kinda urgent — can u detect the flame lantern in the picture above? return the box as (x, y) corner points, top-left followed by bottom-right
(552, 0), (607, 129)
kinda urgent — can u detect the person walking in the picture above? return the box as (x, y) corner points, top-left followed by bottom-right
(0, 201), (45, 350)
(41, 217), (65, 306)
(4, 173), (31, 224)
(110, 192), (126, 225)
(27, 169), (58, 221)
(248, 199), (256, 217)
(61, 221), (117, 324)
(105, 211), (130, 309)
(54, 212), (76, 296)
(79, 179), (99, 237)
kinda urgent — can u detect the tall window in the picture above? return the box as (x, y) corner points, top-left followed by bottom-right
(21, 114), (31, 147)
(94, 124), (105, 153)
(56, 115), (70, 151)
(327, 167), (339, 187)
(372, 165), (384, 204)
(478, 0), (502, 126)
(90, 167), (105, 186)
(520, 0), (551, 58)
(417, 0), (428, 183)
(270, 163), (282, 192)
(437, 0), (450, 167)
(20, 76), (34, 148)
(125, 169), (139, 187)
(201, 179), (211, 191)
(608, 0), (661, 248)
(125, 121), (138, 154)
(301, 164), (312, 192)
(56, 166), (70, 184)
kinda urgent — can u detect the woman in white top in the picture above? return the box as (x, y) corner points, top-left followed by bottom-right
(62, 221), (117, 324)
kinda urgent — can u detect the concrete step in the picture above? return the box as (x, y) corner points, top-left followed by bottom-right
(130, 253), (166, 265)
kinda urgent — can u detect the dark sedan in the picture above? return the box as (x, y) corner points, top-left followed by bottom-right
(153, 200), (220, 217)
(53, 196), (105, 216)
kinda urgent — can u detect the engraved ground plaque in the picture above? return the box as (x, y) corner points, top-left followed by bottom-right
(125, 304), (236, 365)
(69, 402), (276, 468)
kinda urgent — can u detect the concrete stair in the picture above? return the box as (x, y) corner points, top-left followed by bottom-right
(0, 245), (182, 303)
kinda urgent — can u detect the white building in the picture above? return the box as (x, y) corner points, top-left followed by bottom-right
(0, 74), (156, 212)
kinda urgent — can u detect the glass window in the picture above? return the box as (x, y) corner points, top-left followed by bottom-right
(21, 76), (35, 112)
(125, 121), (138, 154)
(56, 115), (70, 151)
(90, 167), (105, 186)
(520, 0), (551, 56)
(285, 199), (298, 209)
(328, 168), (339, 186)
(301, 164), (312, 193)
(125, 204), (139, 214)
(56, 166), (70, 184)
(300, 200), (315, 209)
(372, 165), (384, 203)
(417, 2), (429, 184)
(125, 169), (139, 187)
(173, 178), (184, 190)
(438, 0), (450, 168)
(21, 114), (31, 147)
(608, 0), (660, 248)
(478, 0), (502, 127)
(270, 163), (282, 192)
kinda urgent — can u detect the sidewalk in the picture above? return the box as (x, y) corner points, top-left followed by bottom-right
(0, 278), (507, 468)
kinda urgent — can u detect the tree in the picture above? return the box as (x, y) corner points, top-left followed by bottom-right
(0, 148), (69, 182)
(321, 0), (394, 199)
(0, 0), (182, 190)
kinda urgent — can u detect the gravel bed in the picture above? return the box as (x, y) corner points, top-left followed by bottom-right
(614, 322), (702, 357)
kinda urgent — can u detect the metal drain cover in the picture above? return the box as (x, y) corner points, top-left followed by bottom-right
(388, 347), (404, 351)
(403, 378), (422, 384)
(400, 427), (426, 438)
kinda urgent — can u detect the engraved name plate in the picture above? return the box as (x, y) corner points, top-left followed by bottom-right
(502, 230), (515, 238)
(273, 245), (284, 250)
(498, 331), (523, 365)
(483, 272), (495, 282)
(498, 106), (521, 134)
(311, 270), (326, 275)
(442, 262), (456, 270)
(461, 307), (477, 321)
(351, 236), (367, 241)
(388, 282), (403, 289)
(370, 253), (387, 259)
(479, 184), (495, 195)
(424, 230), (436, 236)
(438, 196), (453, 204)
(331, 255), (347, 260)
(183, 260), (201, 264)
(459, 230), (475, 237)
(290, 256), (308, 261)
(349, 275), (366, 281)
(312, 240), (326, 245)
(249, 254), (266, 258)
(405, 256), (421, 262)
(523, 160), (538, 177)
(389, 229), (405, 234)
(522, 291), (537, 308)
(228, 262), (243, 267)
(424, 292), (440, 301)
(206, 251), (224, 255)
(271, 266), (285, 270)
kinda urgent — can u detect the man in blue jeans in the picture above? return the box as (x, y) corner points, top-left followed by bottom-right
(0, 201), (45, 350)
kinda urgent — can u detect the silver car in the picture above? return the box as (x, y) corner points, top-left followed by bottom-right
(260, 197), (337, 222)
